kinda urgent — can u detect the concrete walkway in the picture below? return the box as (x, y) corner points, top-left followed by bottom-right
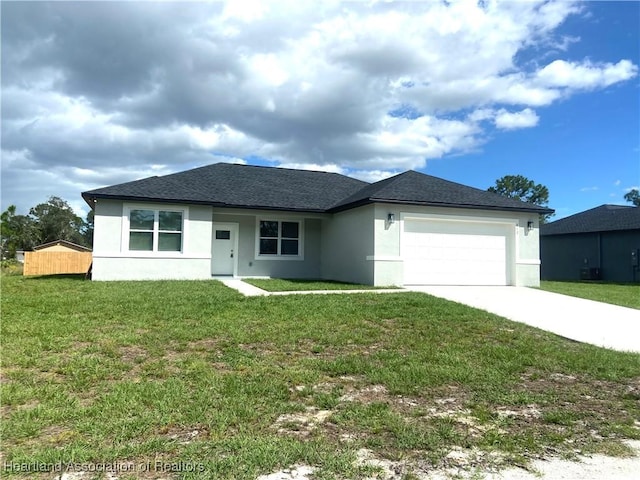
(216, 278), (270, 296)
(411, 286), (640, 353)
(215, 277), (404, 297)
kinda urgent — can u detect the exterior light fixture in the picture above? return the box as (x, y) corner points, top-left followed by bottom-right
(527, 220), (534, 232)
(388, 213), (395, 224)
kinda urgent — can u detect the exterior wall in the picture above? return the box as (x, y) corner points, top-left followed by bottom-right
(92, 200), (212, 280)
(212, 210), (322, 279)
(373, 204), (542, 287)
(541, 230), (640, 283)
(91, 197), (545, 286)
(602, 231), (640, 282)
(321, 205), (375, 285)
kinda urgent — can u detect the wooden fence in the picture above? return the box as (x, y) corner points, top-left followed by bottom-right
(23, 251), (93, 276)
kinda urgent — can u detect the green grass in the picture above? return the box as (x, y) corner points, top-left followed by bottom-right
(2, 275), (640, 479)
(540, 281), (640, 310)
(242, 278), (396, 292)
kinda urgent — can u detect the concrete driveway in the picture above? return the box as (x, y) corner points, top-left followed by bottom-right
(410, 286), (640, 353)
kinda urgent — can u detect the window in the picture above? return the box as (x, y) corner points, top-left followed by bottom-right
(258, 220), (300, 257)
(215, 230), (231, 240)
(128, 209), (183, 252)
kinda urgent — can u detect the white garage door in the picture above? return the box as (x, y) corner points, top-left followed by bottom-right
(402, 218), (511, 286)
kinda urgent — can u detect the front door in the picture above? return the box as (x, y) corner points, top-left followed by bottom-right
(212, 223), (238, 276)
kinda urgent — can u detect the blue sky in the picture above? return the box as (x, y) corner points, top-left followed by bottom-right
(2, 1), (638, 220)
(428, 1), (639, 220)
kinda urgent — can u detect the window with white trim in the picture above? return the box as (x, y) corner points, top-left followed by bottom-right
(128, 209), (183, 252)
(258, 220), (300, 256)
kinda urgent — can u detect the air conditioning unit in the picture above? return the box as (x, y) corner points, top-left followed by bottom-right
(580, 267), (601, 281)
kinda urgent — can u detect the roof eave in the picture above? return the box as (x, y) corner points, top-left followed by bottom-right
(81, 193), (328, 214)
(329, 197), (554, 215)
(541, 227), (640, 236)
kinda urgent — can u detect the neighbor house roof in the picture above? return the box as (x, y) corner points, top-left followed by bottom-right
(329, 170), (553, 214)
(540, 204), (640, 236)
(33, 240), (92, 252)
(82, 163), (553, 215)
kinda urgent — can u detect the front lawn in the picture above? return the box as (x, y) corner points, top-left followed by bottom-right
(2, 276), (640, 479)
(540, 281), (640, 310)
(241, 278), (396, 292)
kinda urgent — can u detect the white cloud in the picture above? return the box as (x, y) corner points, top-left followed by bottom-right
(536, 59), (638, 90)
(614, 180), (621, 186)
(494, 108), (540, 130)
(579, 186), (599, 192)
(348, 169), (398, 183)
(1, 0), (637, 214)
(277, 163), (345, 174)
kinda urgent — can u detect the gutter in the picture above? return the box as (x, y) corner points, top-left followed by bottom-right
(81, 193), (328, 214)
(328, 197), (554, 215)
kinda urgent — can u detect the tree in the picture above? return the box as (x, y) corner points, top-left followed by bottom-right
(0, 205), (38, 259)
(488, 174), (553, 223)
(82, 210), (94, 247)
(624, 189), (640, 207)
(29, 196), (86, 246)
(1, 197), (90, 260)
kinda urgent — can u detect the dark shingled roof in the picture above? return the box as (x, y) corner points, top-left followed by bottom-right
(329, 170), (553, 214)
(541, 204), (640, 236)
(82, 163), (554, 215)
(82, 163), (367, 213)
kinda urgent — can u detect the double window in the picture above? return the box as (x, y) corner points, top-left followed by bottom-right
(129, 209), (183, 252)
(258, 220), (300, 257)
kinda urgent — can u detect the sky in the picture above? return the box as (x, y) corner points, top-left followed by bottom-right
(2, 0), (639, 221)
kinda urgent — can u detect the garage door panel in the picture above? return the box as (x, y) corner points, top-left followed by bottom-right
(402, 218), (511, 286)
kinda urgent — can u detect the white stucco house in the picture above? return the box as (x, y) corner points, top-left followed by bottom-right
(82, 163), (552, 286)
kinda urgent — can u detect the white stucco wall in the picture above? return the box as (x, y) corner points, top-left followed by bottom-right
(211, 209), (323, 279)
(321, 205), (375, 285)
(91, 198), (541, 286)
(92, 200), (212, 280)
(372, 203), (542, 287)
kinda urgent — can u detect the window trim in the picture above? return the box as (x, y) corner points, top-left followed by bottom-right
(254, 217), (304, 261)
(122, 204), (188, 257)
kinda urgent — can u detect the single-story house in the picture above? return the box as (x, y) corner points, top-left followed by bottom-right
(82, 163), (552, 286)
(540, 204), (640, 283)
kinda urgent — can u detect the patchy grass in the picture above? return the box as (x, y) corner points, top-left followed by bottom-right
(241, 278), (397, 292)
(540, 281), (640, 310)
(2, 275), (640, 479)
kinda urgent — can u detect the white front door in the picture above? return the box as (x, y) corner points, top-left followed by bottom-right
(212, 223), (238, 276)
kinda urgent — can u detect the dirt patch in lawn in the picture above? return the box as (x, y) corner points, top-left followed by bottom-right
(118, 345), (148, 363)
(273, 407), (333, 437)
(157, 424), (208, 444)
(280, 372), (640, 473)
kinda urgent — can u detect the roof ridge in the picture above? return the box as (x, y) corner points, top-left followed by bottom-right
(541, 203), (640, 235)
(603, 203), (633, 209)
(329, 169), (553, 214)
(545, 204), (628, 226)
(184, 162), (371, 181)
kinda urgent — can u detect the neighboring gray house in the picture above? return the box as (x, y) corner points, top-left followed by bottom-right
(82, 163), (552, 286)
(540, 204), (640, 283)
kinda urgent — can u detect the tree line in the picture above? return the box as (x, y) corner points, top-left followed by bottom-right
(1, 197), (93, 260)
